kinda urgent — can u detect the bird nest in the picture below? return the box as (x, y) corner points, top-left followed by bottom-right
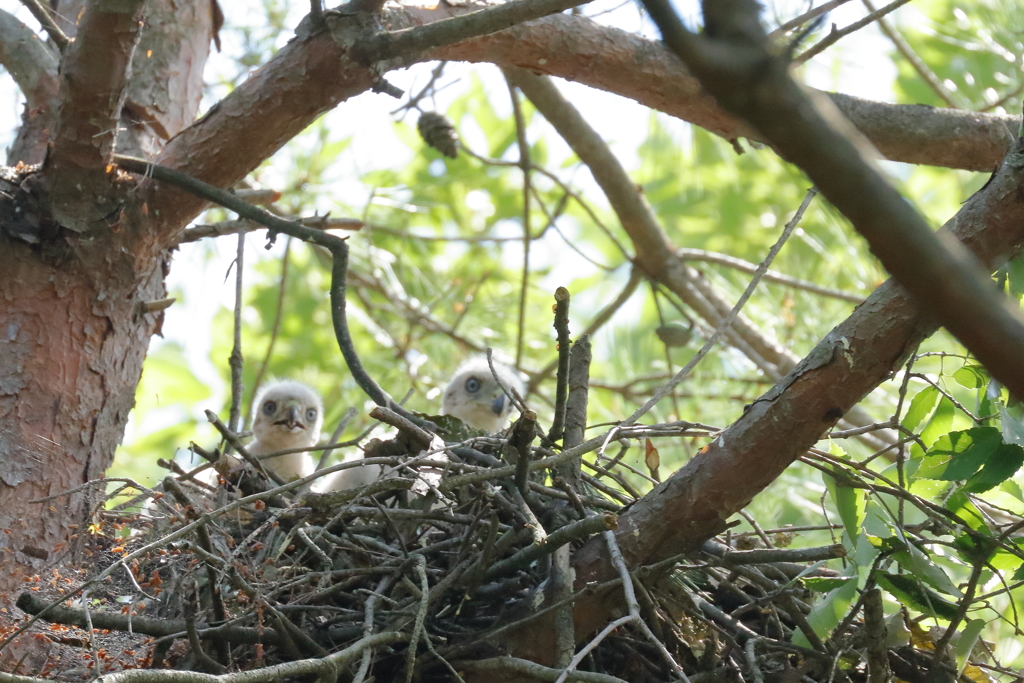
(9, 395), (940, 683)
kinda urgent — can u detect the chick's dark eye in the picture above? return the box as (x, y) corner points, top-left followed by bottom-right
(262, 400), (277, 415)
(305, 408), (317, 422)
(465, 377), (481, 393)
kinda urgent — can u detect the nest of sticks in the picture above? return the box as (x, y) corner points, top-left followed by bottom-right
(12, 387), (936, 683)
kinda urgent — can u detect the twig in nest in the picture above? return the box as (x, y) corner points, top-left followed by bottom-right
(484, 514), (615, 582)
(560, 334), (592, 486)
(548, 286), (572, 443)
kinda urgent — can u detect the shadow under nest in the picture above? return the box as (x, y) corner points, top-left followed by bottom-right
(14, 400), (932, 683)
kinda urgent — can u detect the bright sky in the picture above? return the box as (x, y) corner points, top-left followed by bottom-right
(0, 0), (899, 464)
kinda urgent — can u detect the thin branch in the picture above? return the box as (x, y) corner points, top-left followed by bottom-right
(351, 0), (593, 63)
(114, 155), (424, 425)
(458, 657), (627, 683)
(530, 267), (641, 392)
(560, 335), (591, 481)
(861, 0), (957, 107)
(505, 74), (532, 368)
(503, 68), (798, 385)
(768, 0), (853, 38)
(548, 287), (572, 444)
(793, 0), (915, 65)
(676, 248), (863, 303)
(624, 189), (817, 427)
(228, 232), (245, 432)
(249, 236), (292, 422)
(178, 217), (362, 244)
(17, 0), (69, 50)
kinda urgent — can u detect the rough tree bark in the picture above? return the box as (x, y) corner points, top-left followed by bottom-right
(0, 0), (213, 604)
(1, 0), (1022, 674)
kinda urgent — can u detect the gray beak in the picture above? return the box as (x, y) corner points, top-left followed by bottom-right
(491, 394), (507, 416)
(284, 404), (300, 428)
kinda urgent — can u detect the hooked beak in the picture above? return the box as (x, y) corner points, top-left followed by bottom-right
(276, 404), (302, 429)
(491, 394), (507, 416)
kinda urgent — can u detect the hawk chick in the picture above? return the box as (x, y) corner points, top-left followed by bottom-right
(249, 381), (323, 482)
(442, 357), (524, 433)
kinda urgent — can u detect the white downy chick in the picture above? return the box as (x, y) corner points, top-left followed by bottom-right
(249, 381), (323, 482)
(442, 357), (525, 433)
(317, 452), (383, 493)
(320, 357), (522, 494)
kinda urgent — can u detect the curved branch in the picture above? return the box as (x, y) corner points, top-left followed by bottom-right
(149, 10), (1015, 243)
(429, 15), (1016, 171)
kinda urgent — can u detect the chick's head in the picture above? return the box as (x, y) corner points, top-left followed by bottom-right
(250, 381), (324, 454)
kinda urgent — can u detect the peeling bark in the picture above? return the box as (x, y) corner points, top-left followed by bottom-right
(0, 227), (167, 590)
(0, 0), (213, 604)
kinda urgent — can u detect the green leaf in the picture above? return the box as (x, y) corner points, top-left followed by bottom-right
(796, 577), (859, 648)
(801, 577), (853, 593)
(920, 397), (956, 447)
(946, 492), (993, 535)
(965, 442), (1024, 493)
(891, 543), (961, 597)
(918, 427), (1002, 481)
(1008, 254), (1024, 301)
(824, 464), (866, 544)
(955, 619), (986, 678)
(952, 365), (987, 390)
(1001, 402), (1024, 448)
(902, 385), (939, 432)
(875, 572), (960, 620)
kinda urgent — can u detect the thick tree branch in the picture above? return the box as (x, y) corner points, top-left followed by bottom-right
(559, 128), (1024, 667)
(47, 0), (145, 231)
(0, 9), (58, 110)
(149, 10), (1015, 244)
(645, 0), (1024, 398)
(0, 8), (59, 165)
(429, 15), (1016, 171)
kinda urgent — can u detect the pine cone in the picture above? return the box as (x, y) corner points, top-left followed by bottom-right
(417, 112), (459, 159)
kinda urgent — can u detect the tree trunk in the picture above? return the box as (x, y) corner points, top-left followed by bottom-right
(0, 0), (214, 603)
(0, 230), (167, 591)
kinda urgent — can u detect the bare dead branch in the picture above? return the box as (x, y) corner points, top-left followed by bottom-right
(548, 287), (572, 444)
